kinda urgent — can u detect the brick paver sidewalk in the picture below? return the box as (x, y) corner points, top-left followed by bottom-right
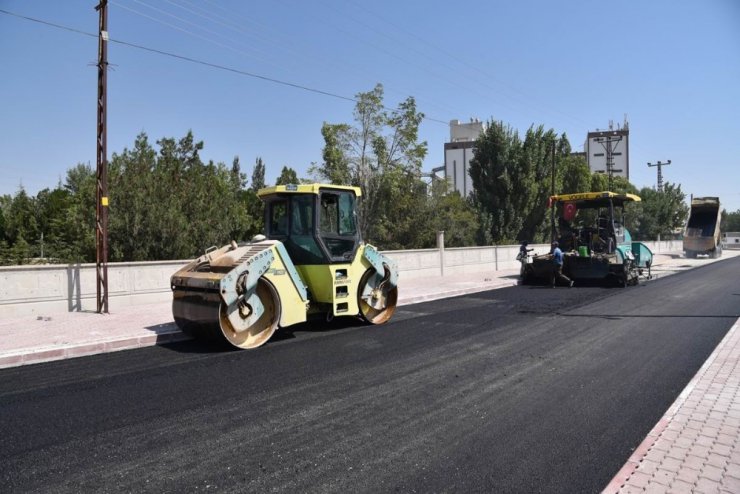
(604, 318), (740, 493)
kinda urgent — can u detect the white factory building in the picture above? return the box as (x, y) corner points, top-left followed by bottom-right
(443, 119), (485, 197)
(584, 119), (630, 180)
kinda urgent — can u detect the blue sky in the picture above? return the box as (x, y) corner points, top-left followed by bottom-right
(1, 0), (739, 211)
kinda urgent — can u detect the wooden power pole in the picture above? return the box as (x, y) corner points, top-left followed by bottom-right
(95, 0), (109, 313)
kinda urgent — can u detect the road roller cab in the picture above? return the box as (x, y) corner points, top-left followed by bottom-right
(171, 184), (399, 350)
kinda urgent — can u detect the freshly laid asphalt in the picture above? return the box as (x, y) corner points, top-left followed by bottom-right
(1, 253), (738, 492)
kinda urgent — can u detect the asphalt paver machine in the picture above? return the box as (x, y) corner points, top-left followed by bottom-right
(523, 191), (653, 286)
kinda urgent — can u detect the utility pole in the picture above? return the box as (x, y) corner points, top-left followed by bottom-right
(594, 135), (623, 190)
(95, 0), (109, 313)
(550, 140), (556, 243)
(647, 160), (672, 192)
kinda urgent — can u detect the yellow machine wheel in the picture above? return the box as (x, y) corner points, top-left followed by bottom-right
(358, 268), (398, 325)
(218, 278), (281, 349)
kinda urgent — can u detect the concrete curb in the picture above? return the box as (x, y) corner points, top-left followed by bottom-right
(0, 330), (189, 370)
(398, 280), (519, 306)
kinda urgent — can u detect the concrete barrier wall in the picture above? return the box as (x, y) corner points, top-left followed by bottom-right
(644, 240), (683, 253)
(382, 249), (441, 279)
(0, 261), (183, 317)
(0, 239), (685, 317)
(386, 240), (683, 281)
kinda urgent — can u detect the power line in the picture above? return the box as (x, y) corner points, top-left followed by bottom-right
(0, 8), (449, 125)
(111, 0), (294, 81)
(276, 0), (480, 118)
(166, 0), (294, 48)
(112, 0), (273, 64)
(0, 8), (98, 39)
(165, 0), (462, 118)
(342, 0), (593, 128)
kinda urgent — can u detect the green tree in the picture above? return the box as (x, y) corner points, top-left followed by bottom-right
(558, 154), (591, 195)
(275, 166), (299, 185)
(62, 163), (98, 262)
(34, 187), (74, 261)
(517, 126), (564, 243)
(427, 182), (478, 247)
(365, 90), (427, 244)
(226, 156), (254, 241)
(721, 209), (740, 232)
(230, 156), (245, 190)
(5, 188), (40, 259)
(313, 84), (428, 246)
(0, 194), (10, 251)
(633, 183), (689, 240)
(473, 202), (494, 245)
(316, 123), (352, 185)
(105, 131), (256, 261)
(9, 236), (31, 265)
(588, 174), (637, 195)
(251, 157), (266, 191)
(468, 120), (524, 243)
(468, 121), (580, 244)
(108, 133), (157, 261)
(1, 193), (18, 264)
(242, 157), (267, 238)
(0, 240), (9, 265)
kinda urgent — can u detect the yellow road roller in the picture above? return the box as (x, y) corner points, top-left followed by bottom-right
(170, 184), (399, 349)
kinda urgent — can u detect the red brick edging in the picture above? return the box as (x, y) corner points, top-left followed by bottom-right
(602, 319), (740, 493)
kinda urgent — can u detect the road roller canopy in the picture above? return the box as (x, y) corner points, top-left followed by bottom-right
(548, 191), (641, 209)
(257, 183), (362, 197)
(259, 184), (362, 265)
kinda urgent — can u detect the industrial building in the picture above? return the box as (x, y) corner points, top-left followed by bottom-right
(443, 119), (485, 196)
(584, 118), (630, 180)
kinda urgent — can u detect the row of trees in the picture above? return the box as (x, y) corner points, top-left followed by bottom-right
(1, 83), (726, 265)
(0, 130), (329, 265)
(0, 133), (268, 264)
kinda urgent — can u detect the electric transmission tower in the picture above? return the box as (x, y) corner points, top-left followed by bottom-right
(593, 135), (623, 190)
(647, 160), (672, 192)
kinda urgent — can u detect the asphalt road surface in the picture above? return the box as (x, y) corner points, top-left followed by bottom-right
(1, 257), (739, 493)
